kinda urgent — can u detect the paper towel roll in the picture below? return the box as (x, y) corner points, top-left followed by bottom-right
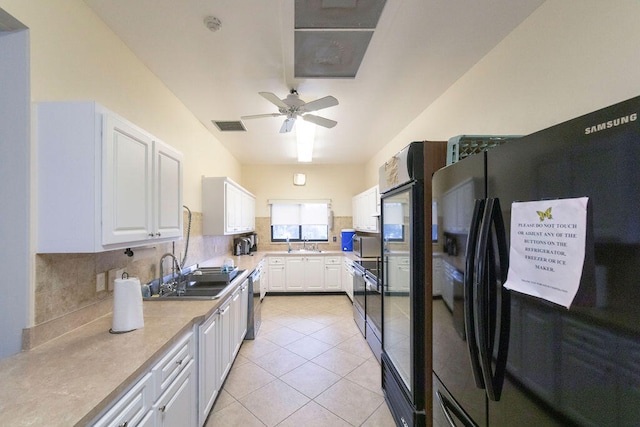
(111, 277), (144, 333)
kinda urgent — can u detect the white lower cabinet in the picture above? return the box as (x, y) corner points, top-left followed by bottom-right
(91, 331), (196, 427)
(324, 256), (342, 291)
(92, 373), (153, 427)
(154, 360), (196, 427)
(93, 278), (252, 427)
(342, 258), (354, 301)
(218, 299), (233, 384)
(198, 311), (219, 426)
(286, 256), (325, 291)
(268, 257), (286, 292)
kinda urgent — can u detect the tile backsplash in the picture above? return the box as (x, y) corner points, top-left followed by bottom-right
(26, 213), (354, 349)
(28, 211), (232, 349)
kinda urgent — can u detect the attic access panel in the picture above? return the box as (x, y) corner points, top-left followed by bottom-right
(295, 30), (373, 78)
(295, 0), (386, 29)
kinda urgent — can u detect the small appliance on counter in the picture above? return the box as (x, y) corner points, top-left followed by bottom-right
(353, 235), (380, 258)
(341, 229), (355, 251)
(248, 233), (259, 252)
(234, 237), (251, 255)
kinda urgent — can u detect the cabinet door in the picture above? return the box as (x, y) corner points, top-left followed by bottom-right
(155, 360), (196, 427)
(225, 183), (242, 233)
(241, 192), (255, 232)
(364, 188), (379, 231)
(240, 280), (249, 339)
(342, 260), (354, 301)
(285, 257), (305, 291)
(102, 114), (153, 245)
(268, 265), (286, 292)
(92, 373), (153, 427)
(199, 312), (219, 425)
(432, 257), (444, 296)
(324, 264), (341, 291)
(305, 257), (325, 291)
(219, 302), (233, 382)
(154, 140), (183, 240)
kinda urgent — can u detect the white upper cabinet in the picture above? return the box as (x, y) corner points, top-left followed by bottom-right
(202, 177), (255, 235)
(352, 185), (380, 232)
(37, 101), (183, 253)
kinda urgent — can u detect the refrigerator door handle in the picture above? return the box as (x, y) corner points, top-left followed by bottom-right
(464, 198), (486, 389)
(474, 198), (511, 401)
(436, 390), (477, 427)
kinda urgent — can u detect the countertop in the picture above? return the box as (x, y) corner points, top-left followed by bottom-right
(0, 250), (358, 426)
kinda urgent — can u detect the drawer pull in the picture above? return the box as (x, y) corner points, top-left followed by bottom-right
(118, 422), (128, 427)
(176, 358), (184, 366)
(159, 405), (167, 412)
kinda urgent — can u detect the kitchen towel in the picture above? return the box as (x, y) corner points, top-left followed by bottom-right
(111, 277), (144, 333)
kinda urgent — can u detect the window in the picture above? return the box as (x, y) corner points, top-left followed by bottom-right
(270, 202), (329, 242)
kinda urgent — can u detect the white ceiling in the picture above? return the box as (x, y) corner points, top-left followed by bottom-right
(85, 0), (544, 165)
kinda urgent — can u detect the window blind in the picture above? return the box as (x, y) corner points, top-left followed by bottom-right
(271, 203), (329, 225)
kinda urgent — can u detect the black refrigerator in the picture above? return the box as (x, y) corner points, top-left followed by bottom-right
(432, 96), (640, 426)
(380, 141), (447, 427)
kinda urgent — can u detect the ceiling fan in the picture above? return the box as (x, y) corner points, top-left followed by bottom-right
(241, 89), (339, 133)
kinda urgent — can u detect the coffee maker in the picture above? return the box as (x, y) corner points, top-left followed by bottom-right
(248, 233), (258, 252)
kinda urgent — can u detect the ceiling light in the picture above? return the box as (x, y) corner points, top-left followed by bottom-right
(296, 120), (316, 162)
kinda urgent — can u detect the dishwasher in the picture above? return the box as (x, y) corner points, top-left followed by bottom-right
(245, 265), (262, 340)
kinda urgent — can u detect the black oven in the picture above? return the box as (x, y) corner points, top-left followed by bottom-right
(364, 267), (382, 363)
(352, 261), (367, 338)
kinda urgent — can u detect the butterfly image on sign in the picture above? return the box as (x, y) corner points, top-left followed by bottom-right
(536, 207), (552, 221)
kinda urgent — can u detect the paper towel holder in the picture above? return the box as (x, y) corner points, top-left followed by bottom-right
(109, 271), (143, 334)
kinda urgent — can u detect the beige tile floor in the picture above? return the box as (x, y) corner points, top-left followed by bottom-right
(205, 294), (396, 426)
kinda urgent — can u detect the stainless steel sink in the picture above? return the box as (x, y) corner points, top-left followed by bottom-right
(159, 285), (228, 300)
(145, 269), (245, 300)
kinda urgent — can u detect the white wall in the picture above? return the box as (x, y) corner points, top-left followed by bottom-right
(0, 16), (29, 358)
(241, 164), (366, 217)
(0, 0), (241, 212)
(365, 0), (640, 184)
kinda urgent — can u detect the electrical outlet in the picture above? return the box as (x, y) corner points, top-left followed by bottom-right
(107, 269), (117, 291)
(96, 272), (106, 292)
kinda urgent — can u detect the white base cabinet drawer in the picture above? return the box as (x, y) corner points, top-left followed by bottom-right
(152, 331), (195, 398)
(154, 359), (196, 427)
(92, 373), (153, 427)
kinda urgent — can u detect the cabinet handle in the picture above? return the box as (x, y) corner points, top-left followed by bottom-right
(156, 232), (161, 237)
(176, 358), (184, 365)
(159, 405), (166, 412)
(148, 233), (154, 237)
(118, 422), (129, 427)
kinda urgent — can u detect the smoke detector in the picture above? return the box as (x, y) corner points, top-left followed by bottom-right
(204, 16), (221, 32)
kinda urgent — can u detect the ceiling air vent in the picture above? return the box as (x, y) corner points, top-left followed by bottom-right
(213, 120), (246, 132)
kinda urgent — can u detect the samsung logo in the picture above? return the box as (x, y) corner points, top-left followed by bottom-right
(584, 112), (637, 134)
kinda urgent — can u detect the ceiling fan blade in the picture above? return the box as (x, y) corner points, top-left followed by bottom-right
(303, 114), (337, 129)
(240, 113), (283, 120)
(280, 117), (296, 133)
(259, 92), (289, 109)
(302, 96), (339, 113)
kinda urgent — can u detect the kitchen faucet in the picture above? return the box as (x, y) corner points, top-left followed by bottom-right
(158, 252), (183, 295)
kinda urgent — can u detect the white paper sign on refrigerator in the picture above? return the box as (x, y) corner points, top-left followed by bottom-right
(504, 197), (588, 308)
